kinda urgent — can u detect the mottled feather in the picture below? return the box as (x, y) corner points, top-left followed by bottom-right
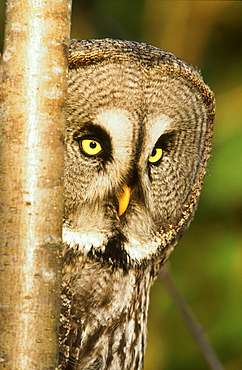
(59, 39), (215, 369)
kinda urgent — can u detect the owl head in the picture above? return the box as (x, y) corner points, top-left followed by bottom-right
(63, 39), (215, 270)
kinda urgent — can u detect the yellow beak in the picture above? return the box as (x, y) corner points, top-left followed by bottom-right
(118, 185), (131, 216)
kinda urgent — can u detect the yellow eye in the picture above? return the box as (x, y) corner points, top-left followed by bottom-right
(81, 139), (102, 156)
(148, 147), (163, 163)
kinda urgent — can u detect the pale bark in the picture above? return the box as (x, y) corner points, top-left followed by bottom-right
(0, 0), (72, 368)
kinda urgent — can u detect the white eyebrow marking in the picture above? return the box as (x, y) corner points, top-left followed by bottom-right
(145, 114), (172, 156)
(96, 108), (134, 167)
(150, 114), (171, 145)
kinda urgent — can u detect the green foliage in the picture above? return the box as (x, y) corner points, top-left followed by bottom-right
(1, 1), (241, 368)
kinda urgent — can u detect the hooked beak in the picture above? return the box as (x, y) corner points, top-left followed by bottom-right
(118, 184), (131, 216)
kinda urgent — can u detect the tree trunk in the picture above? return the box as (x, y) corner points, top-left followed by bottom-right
(0, 0), (72, 368)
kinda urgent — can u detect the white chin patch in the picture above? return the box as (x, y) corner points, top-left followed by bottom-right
(62, 227), (106, 253)
(63, 226), (159, 265)
(124, 237), (158, 262)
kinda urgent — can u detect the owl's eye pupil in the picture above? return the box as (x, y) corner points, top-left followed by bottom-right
(151, 148), (157, 157)
(90, 141), (97, 149)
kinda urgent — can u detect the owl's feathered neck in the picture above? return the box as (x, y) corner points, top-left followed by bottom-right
(59, 245), (156, 369)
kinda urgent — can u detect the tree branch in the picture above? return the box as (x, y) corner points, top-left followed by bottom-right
(159, 265), (224, 370)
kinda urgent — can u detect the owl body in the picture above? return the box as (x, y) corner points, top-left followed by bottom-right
(59, 39), (215, 369)
(60, 257), (153, 369)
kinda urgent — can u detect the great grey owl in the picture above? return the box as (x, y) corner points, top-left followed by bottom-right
(59, 39), (215, 369)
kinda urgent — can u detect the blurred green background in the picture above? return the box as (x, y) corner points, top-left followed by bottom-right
(1, 1), (241, 369)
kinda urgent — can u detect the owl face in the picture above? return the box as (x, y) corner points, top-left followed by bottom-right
(63, 39), (215, 268)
